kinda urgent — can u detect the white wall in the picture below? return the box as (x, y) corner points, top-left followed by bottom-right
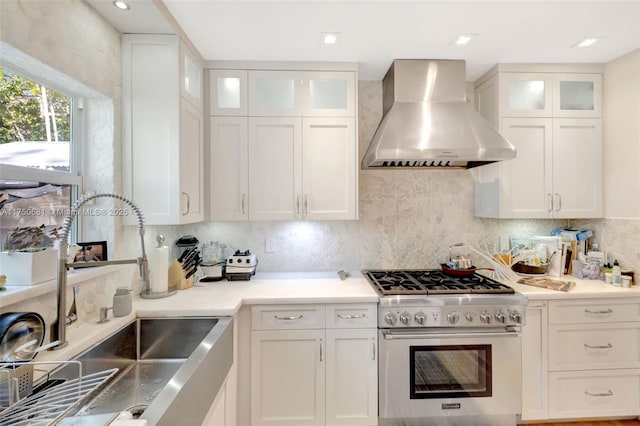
(602, 49), (640, 219)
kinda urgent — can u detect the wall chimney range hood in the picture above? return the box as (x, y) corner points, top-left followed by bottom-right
(362, 59), (516, 169)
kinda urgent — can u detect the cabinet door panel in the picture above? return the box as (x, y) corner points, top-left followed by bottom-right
(251, 330), (325, 426)
(325, 329), (377, 426)
(181, 42), (203, 111)
(125, 36), (180, 225)
(552, 118), (602, 218)
(210, 69), (248, 116)
(180, 101), (204, 222)
(302, 118), (356, 220)
(553, 74), (602, 118)
(303, 71), (355, 117)
(249, 117), (302, 220)
(249, 71), (302, 116)
(521, 303), (548, 421)
(500, 118), (553, 218)
(549, 323), (640, 371)
(549, 369), (640, 419)
(500, 73), (553, 117)
(210, 117), (248, 220)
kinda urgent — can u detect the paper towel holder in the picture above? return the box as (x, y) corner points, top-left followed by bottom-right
(140, 235), (177, 299)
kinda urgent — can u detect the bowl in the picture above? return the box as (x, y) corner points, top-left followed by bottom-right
(512, 262), (549, 275)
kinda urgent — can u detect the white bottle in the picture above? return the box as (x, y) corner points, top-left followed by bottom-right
(612, 260), (622, 286)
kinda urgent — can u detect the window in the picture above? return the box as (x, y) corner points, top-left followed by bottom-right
(0, 68), (82, 249)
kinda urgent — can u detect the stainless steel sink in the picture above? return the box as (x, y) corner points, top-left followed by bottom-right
(49, 316), (233, 425)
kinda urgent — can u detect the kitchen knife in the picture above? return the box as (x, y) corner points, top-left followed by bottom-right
(185, 264), (199, 280)
(182, 253), (201, 273)
(177, 247), (194, 263)
(180, 247), (198, 266)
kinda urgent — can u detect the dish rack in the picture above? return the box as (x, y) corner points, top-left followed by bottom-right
(0, 360), (118, 425)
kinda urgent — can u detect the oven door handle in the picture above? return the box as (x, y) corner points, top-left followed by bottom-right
(382, 329), (520, 340)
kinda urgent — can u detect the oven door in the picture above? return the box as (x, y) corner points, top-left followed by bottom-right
(379, 328), (522, 426)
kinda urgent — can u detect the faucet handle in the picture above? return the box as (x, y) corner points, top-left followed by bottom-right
(98, 306), (112, 324)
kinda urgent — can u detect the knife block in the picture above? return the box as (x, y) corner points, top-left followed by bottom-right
(168, 260), (194, 290)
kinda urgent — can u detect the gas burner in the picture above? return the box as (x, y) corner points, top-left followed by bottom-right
(363, 269), (514, 296)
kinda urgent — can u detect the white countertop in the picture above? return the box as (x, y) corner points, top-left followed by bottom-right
(134, 272), (379, 317)
(504, 276), (640, 300)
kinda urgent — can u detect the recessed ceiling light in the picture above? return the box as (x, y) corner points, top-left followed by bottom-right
(451, 33), (477, 46)
(112, 0), (130, 10)
(322, 32), (340, 45)
(574, 37), (599, 47)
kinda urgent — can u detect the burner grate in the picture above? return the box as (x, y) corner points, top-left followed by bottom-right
(363, 269), (514, 296)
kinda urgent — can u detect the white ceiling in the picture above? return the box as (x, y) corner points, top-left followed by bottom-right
(88, 0), (640, 81)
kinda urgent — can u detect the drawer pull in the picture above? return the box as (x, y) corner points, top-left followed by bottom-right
(585, 390), (613, 397)
(274, 315), (303, 321)
(585, 308), (613, 315)
(337, 314), (366, 320)
(584, 343), (613, 349)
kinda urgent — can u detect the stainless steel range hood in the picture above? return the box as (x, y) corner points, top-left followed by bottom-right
(362, 59), (516, 169)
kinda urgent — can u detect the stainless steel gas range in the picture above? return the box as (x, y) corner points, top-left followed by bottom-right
(362, 269), (528, 426)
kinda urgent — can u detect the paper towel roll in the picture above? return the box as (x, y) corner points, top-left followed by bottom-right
(149, 245), (169, 293)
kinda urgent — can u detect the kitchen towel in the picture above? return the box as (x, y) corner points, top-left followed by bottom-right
(149, 245), (169, 293)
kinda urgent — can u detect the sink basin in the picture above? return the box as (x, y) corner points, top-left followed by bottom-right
(47, 316), (233, 425)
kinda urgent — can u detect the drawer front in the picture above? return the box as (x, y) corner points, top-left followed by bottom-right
(325, 304), (377, 329)
(549, 323), (640, 371)
(549, 299), (640, 324)
(549, 369), (640, 419)
(252, 305), (325, 330)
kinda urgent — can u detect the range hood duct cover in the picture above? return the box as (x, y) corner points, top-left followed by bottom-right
(362, 59), (516, 169)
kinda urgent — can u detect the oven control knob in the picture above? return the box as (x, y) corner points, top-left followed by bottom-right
(480, 311), (492, 324)
(400, 312), (411, 326)
(495, 311), (507, 323)
(465, 312), (474, 322)
(447, 312), (460, 325)
(384, 313), (397, 326)
(414, 312), (426, 325)
(509, 310), (523, 324)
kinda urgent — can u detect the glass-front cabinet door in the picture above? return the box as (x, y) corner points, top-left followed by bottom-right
(248, 70), (302, 116)
(500, 73), (553, 118)
(210, 69), (248, 116)
(553, 73), (601, 118)
(181, 43), (203, 111)
(302, 71), (355, 117)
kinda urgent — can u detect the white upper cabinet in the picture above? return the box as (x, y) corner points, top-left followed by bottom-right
(248, 70), (355, 117)
(209, 64), (358, 221)
(501, 73), (553, 117)
(249, 70), (302, 116)
(210, 69), (248, 116)
(182, 45), (203, 111)
(248, 117), (302, 221)
(473, 64), (603, 219)
(122, 34), (204, 225)
(302, 118), (356, 220)
(210, 117), (249, 220)
(553, 73), (602, 117)
(303, 72), (356, 117)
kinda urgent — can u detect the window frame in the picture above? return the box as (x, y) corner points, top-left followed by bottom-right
(0, 65), (84, 240)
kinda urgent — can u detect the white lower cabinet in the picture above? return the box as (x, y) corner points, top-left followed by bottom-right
(251, 329), (325, 426)
(545, 298), (640, 420)
(549, 369), (640, 419)
(250, 304), (377, 426)
(520, 302), (548, 421)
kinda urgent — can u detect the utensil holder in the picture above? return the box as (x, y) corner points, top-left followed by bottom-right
(0, 363), (33, 407)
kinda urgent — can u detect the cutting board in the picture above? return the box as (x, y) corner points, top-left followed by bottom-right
(517, 276), (576, 292)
